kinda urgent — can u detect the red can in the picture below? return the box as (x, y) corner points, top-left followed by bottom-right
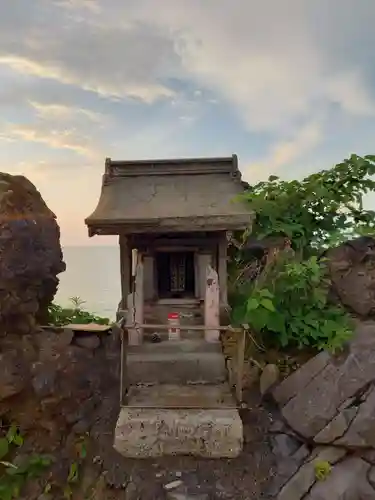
(168, 312), (180, 340)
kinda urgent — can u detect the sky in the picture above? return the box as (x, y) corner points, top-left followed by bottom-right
(1, 0), (375, 246)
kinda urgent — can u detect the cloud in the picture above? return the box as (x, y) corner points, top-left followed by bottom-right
(0, 55), (174, 103)
(1, 0), (375, 245)
(3, 123), (100, 158)
(1, 0), (374, 133)
(0, 0), (179, 103)
(323, 72), (375, 117)
(28, 101), (103, 123)
(56, 0), (101, 13)
(245, 121), (323, 180)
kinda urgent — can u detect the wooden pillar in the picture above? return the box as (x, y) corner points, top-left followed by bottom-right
(198, 253), (212, 299)
(119, 235), (130, 310)
(204, 265), (220, 342)
(218, 232), (228, 306)
(127, 253), (144, 345)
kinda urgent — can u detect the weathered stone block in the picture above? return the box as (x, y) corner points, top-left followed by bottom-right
(114, 406), (243, 458)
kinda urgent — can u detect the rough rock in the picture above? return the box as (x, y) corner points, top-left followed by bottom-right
(313, 406), (358, 444)
(304, 458), (374, 500)
(276, 446), (347, 500)
(368, 466), (375, 488)
(0, 349), (30, 400)
(265, 444), (310, 497)
(75, 334), (101, 350)
(260, 364), (280, 395)
(36, 328), (74, 361)
(334, 384), (375, 448)
(275, 321), (375, 439)
(0, 173), (65, 334)
(362, 449), (375, 464)
(271, 433), (301, 458)
(0, 327), (122, 498)
(325, 236), (375, 316)
(272, 351), (331, 406)
(269, 313), (375, 498)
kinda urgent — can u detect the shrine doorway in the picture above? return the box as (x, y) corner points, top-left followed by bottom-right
(155, 251), (195, 299)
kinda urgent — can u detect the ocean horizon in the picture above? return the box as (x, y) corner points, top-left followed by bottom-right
(55, 246), (121, 320)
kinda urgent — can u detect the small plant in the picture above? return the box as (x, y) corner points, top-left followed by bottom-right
(314, 460), (332, 481)
(229, 154), (375, 355)
(69, 296), (86, 309)
(231, 256), (352, 351)
(239, 154), (375, 254)
(63, 435), (88, 499)
(0, 425), (52, 500)
(47, 297), (110, 327)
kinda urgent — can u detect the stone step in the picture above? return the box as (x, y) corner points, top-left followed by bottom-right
(114, 405), (242, 458)
(127, 339), (222, 355)
(143, 329), (204, 342)
(126, 382), (236, 408)
(126, 345), (227, 385)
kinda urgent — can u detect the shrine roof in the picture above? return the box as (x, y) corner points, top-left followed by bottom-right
(84, 155), (253, 235)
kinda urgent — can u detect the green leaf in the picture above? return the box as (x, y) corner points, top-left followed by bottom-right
(0, 438), (9, 460)
(260, 299), (275, 312)
(266, 313), (286, 334)
(259, 288), (274, 299)
(12, 433), (23, 447)
(67, 462), (79, 483)
(249, 308), (270, 332)
(78, 442), (87, 459)
(246, 298), (260, 311)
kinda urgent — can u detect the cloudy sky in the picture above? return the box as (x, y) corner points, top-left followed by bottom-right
(1, 0), (375, 246)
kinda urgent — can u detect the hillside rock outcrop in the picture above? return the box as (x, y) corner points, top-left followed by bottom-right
(325, 236), (375, 317)
(264, 236), (375, 499)
(0, 173), (65, 334)
(268, 319), (375, 499)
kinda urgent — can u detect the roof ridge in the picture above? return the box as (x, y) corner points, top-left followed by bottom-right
(104, 155), (239, 178)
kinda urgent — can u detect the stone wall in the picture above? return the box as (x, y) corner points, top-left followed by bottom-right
(0, 325), (133, 499)
(0, 173), (65, 334)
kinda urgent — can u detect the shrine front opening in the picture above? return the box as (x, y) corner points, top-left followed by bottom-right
(155, 250), (195, 299)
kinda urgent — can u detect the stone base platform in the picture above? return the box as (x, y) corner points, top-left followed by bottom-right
(114, 384), (243, 458)
(126, 339), (226, 385)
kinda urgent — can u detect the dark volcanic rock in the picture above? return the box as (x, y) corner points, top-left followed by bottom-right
(0, 349), (30, 400)
(0, 173), (65, 335)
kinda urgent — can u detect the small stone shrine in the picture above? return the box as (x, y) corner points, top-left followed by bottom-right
(85, 155), (253, 458)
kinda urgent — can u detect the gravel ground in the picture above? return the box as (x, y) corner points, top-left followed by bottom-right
(106, 389), (276, 500)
